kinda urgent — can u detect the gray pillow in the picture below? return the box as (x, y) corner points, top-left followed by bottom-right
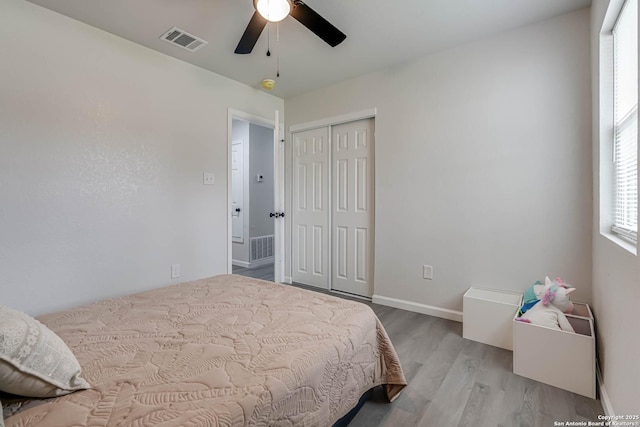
(0, 305), (90, 398)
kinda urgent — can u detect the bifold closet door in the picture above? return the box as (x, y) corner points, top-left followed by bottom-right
(331, 119), (374, 297)
(291, 127), (330, 288)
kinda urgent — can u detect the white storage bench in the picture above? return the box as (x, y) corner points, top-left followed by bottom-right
(513, 302), (595, 398)
(463, 287), (523, 350)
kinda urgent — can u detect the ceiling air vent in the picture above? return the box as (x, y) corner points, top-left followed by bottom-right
(160, 26), (208, 52)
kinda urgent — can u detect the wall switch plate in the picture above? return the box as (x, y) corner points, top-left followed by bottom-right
(423, 265), (433, 280)
(171, 264), (181, 279)
(203, 172), (215, 185)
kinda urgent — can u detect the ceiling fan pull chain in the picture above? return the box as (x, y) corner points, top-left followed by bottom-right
(276, 22), (280, 78)
(266, 22), (271, 56)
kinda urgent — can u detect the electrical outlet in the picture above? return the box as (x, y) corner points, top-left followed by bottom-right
(423, 265), (433, 280)
(203, 172), (215, 185)
(171, 264), (181, 279)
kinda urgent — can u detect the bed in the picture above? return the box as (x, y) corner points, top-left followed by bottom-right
(2, 274), (406, 426)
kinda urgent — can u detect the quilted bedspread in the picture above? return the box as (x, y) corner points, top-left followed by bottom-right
(5, 275), (406, 426)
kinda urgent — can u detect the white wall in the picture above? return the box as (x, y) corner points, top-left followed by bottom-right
(591, 0), (640, 415)
(249, 124), (275, 239)
(285, 9), (592, 316)
(0, 0), (283, 315)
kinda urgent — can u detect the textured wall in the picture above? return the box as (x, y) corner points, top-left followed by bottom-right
(0, 0), (283, 315)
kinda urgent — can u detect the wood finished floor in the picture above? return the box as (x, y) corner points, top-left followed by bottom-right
(231, 264), (604, 426)
(232, 264), (275, 281)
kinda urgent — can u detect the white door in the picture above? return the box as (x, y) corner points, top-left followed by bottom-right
(231, 139), (244, 243)
(331, 119), (374, 297)
(273, 111), (285, 283)
(291, 127), (329, 288)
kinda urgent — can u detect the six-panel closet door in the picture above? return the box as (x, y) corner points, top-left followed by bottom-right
(292, 127), (330, 288)
(331, 119), (374, 297)
(291, 118), (374, 297)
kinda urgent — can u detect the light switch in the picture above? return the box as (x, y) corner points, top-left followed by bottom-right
(171, 263), (181, 279)
(203, 172), (215, 185)
(423, 265), (433, 280)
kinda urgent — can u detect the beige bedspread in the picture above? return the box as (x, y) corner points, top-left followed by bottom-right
(5, 275), (406, 426)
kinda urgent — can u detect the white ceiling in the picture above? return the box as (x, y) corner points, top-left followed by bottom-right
(26, 0), (591, 99)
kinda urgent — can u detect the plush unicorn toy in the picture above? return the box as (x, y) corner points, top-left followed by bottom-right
(517, 277), (576, 332)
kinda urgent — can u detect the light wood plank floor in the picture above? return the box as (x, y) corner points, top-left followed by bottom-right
(230, 268), (605, 426)
(348, 304), (604, 427)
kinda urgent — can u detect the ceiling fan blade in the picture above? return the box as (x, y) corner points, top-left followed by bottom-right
(289, 1), (346, 48)
(235, 11), (268, 54)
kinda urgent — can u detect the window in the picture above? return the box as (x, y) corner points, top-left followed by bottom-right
(612, 0), (638, 244)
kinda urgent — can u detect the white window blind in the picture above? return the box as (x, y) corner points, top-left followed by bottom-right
(612, 0), (638, 243)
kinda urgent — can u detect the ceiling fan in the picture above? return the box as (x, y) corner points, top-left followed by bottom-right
(234, 0), (346, 54)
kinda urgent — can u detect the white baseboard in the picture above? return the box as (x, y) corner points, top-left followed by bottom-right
(283, 276), (292, 284)
(232, 258), (273, 269)
(597, 367), (615, 416)
(247, 257), (273, 269)
(372, 295), (463, 322)
(232, 260), (250, 268)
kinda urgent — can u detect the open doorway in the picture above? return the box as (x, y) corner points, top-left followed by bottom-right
(230, 117), (275, 282)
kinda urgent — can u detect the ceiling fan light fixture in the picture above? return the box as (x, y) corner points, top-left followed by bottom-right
(256, 0), (290, 22)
